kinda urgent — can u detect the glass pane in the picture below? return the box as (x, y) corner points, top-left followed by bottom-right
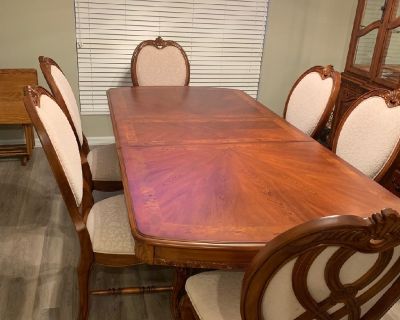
(354, 29), (379, 72)
(361, 0), (386, 27)
(379, 26), (400, 83)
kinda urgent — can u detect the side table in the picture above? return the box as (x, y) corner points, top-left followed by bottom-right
(0, 69), (38, 165)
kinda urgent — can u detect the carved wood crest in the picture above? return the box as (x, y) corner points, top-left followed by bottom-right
(319, 65), (335, 80)
(381, 89), (400, 108)
(154, 36), (168, 49)
(24, 85), (39, 106)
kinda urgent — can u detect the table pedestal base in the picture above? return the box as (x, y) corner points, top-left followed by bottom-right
(171, 268), (199, 320)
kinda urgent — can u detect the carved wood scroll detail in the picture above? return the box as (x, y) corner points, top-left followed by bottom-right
(23, 85), (53, 108)
(242, 209), (400, 320)
(154, 36), (168, 49)
(319, 65), (335, 80)
(293, 209), (400, 320)
(381, 89), (400, 108)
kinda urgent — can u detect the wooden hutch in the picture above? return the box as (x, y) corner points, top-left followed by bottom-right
(332, 0), (400, 196)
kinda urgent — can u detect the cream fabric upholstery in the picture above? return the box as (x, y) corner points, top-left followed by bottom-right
(285, 72), (333, 136)
(50, 65), (84, 146)
(261, 247), (342, 319)
(335, 96), (400, 179)
(36, 95), (83, 206)
(186, 247), (400, 320)
(359, 246), (400, 317)
(50, 66), (121, 184)
(383, 302), (400, 320)
(86, 194), (135, 255)
(87, 144), (121, 182)
(262, 258), (306, 319)
(263, 247), (394, 319)
(136, 45), (187, 86)
(185, 271), (243, 320)
(340, 251), (379, 285)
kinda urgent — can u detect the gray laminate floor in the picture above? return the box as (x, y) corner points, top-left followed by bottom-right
(0, 149), (173, 320)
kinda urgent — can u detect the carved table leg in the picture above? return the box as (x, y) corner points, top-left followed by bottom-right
(171, 267), (193, 320)
(180, 294), (198, 320)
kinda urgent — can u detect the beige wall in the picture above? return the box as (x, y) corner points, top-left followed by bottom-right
(0, 0), (357, 141)
(258, 0), (358, 115)
(0, 0), (113, 141)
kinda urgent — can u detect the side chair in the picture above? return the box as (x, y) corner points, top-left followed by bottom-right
(284, 65), (341, 139)
(39, 56), (122, 192)
(131, 36), (190, 86)
(184, 209), (400, 320)
(332, 88), (400, 182)
(23, 86), (172, 320)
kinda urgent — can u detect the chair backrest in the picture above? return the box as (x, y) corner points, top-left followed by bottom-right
(284, 65), (341, 138)
(39, 56), (87, 152)
(241, 209), (400, 320)
(131, 36), (190, 86)
(332, 89), (400, 181)
(23, 86), (93, 249)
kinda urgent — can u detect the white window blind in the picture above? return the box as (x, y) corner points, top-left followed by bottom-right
(75, 0), (269, 114)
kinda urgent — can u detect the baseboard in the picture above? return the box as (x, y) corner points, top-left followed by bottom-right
(86, 136), (116, 146)
(0, 138), (32, 146)
(0, 136), (115, 148)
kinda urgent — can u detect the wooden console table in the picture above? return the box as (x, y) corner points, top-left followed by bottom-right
(0, 69), (38, 165)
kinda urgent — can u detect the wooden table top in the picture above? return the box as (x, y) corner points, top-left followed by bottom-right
(108, 86), (400, 269)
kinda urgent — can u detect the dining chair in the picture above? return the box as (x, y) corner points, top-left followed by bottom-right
(184, 209), (400, 320)
(131, 36), (190, 86)
(284, 65), (341, 139)
(23, 86), (172, 320)
(332, 88), (400, 182)
(38, 56), (122, 192)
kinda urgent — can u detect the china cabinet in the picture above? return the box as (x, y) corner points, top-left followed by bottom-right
(332, 0), (400, 196)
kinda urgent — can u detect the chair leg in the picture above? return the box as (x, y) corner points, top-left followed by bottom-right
(90, 285), (173, 295)
(77, 257), (92, 320)
(171, 268), (193, 320)
(92, 180), (123, 192)
(180, 294), (199, 320)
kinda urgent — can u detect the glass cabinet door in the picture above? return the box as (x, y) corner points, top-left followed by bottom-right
(353, 0), (386, 73)
(378, 1), (400, 84)
(379, 26), (400, 83)
(361, 0), (386, 25)
(354, 29), (379, 72)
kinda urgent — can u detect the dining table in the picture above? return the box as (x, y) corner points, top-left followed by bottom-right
(107, 86), (400, 319)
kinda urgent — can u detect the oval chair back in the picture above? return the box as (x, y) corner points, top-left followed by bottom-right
(331, 89), (400, 181)
(131, 36), (190, 86)
(284, 65), (341, 139)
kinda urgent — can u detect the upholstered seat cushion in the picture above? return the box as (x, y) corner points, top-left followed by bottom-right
(185, 271), (244, 320)
(86, 194), (135, 255)
(87, 144), (121, 182)
(186, 270), (400, 320)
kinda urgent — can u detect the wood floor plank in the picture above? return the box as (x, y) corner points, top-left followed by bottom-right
(0, 149), (173, 319)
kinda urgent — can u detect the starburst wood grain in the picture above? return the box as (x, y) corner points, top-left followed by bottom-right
(108, 86), (400, 319)
(108, 86), (400, 269)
